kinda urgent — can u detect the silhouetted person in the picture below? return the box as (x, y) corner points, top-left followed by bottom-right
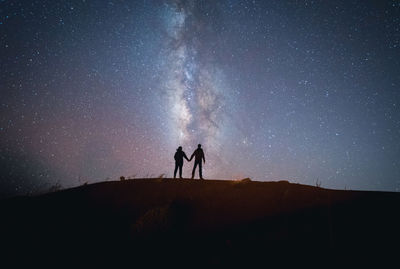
(174, 146), (189, 179)
(190, 144), (205, 179)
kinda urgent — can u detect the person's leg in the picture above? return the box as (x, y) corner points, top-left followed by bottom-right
(179, 164), (183, 178)
(174, 163), (178, 178)
(192, 161), (198, 179)
(199, 161), (203, 179)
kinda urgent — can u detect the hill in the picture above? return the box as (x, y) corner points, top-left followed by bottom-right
(1, 178), (400, 266)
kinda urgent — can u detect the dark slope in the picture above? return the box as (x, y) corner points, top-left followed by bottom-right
(1, 178), (400, 266)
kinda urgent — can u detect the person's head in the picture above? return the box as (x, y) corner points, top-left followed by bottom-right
(198, 144), (201, 148)
(177, 146), (182, 151)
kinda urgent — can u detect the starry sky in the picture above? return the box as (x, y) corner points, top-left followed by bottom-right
(1, 0), (400, 197)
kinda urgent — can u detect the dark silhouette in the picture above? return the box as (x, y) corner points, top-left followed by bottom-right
(190, 144), (205, 179)
(174, 146), (189, 179)
(2, 178), (400, 266)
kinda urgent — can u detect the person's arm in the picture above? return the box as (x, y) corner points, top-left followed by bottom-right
(202, 151), (205, 163)
(184, 152), (190, 161)
(189, 152), (194, 161)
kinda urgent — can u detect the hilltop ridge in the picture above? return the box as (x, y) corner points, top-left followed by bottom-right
(1, 178), (399, 266)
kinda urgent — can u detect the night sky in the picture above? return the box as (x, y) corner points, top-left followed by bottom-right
(1, 0), (399, 197)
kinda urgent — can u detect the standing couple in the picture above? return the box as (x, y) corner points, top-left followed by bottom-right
(174, 144), (205, 179)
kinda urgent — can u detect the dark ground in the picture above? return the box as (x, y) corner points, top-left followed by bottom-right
(1, 178), (399, 267)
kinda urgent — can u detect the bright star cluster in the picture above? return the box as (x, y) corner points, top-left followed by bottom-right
(1, 0), (399, 197)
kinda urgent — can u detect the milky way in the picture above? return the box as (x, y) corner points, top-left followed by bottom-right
(162, 1), (228, 150)
(1, 0), (400, 197)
